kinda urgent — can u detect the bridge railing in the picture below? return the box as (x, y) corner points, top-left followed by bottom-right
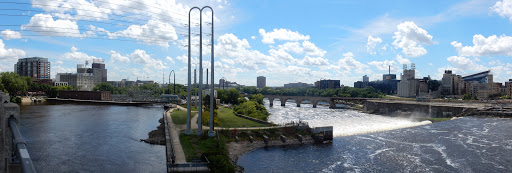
(8, 117), (36, 173)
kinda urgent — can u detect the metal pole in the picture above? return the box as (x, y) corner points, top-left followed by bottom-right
(206, 6), (216, 137)
(197, 7), (204, 135)
(169, 70), (175, 94)
(186, 7), (200, 135)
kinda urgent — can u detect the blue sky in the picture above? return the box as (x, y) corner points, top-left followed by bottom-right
(1, 0), (512, 86)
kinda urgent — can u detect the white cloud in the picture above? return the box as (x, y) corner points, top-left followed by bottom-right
(276, 41), (326, 57)
(0, 39), (25, 71)
(396, 54), (411, 65)
(368, 60), (398, 72)
(129, 49), (167, 69)
(299, 56), (329, 66)
(302, 41), (326, 57)
(176, 55), (188, 64)
(268, 48), (295, 63)
(492, 0), (512, 21)
(56, 60), (63, 65)
(216, 33), (270, 70)
(331, 52), (371, 75)
(108, 20), (178, 47)
(451, 34), (512, 57)
(61, 47), (98, 62)
(259, 28), (310, 44)
(446, 56), (487, 71)
(367, 36), (383, 55)
(22, 14), (82, 37)
(392, 21), (435, 57)
(1, 30), (22, 40)
(109, 51), (130, 63)
(277, 42), (303, 54)
(251, 36), (256, 40)
(31, 0), (112, 21)
(489, 60), (504, 66)
(166, 56), (175, 64)
(51, 65), (75, 79)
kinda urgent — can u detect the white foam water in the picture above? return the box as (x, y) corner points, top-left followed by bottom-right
(266, 100), (431, 137)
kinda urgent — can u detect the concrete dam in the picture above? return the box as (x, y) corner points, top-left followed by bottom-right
(363, 100), (478, 118)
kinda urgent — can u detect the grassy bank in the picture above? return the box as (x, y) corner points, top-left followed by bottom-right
(180, 132), (235, 172)
(215, 107), (269, 128)
(170, 109), (188, 125)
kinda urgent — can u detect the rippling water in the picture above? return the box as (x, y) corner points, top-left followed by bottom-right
(19, 103), (165, 172)
(238, 100), (512, 172)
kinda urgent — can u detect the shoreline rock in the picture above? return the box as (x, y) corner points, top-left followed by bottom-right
(142, 117), (166, 145)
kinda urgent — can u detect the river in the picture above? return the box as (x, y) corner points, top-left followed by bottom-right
(237, 100), (512, 172)
(19, 103), (165, 172)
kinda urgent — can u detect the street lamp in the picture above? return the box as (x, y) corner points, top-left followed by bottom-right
(221, 77), (227, 90)
(187, 6), (216, 137)
(169, 70), (175, 94)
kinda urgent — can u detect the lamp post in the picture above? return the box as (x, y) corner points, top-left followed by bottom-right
(187, 6), (215, 136)
(169, 70), (175, 94)
(221, 77), (227, 90)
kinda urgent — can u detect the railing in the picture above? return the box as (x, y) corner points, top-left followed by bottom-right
(9, 117), (36, 173)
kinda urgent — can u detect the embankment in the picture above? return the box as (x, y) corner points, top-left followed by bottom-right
(363, 100), (471, 118)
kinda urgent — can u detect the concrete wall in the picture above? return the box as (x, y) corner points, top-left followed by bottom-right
(364, 101), (465, 118)
(1, 91), (20, 172)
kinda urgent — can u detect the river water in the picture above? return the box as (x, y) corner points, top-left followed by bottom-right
(238, 100), (512, 172)
(19, 103), (165, 172)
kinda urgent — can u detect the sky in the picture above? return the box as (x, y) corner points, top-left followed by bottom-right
(1, 0), (512, 87)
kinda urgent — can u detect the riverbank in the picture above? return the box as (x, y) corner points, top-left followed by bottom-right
(141, 117), (166, 145)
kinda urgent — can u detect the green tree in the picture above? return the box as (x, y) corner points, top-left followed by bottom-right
(47, 85), (75, 98)
(0, 72), (29, 95)
(93, 82), (114, 92)
(248, 94), (264, 105)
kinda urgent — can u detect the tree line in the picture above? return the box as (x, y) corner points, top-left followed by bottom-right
(233, 86), (385, 98)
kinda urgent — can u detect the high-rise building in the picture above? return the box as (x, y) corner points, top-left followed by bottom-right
(14, 57), (51, 79)
(257, 76), (266, 88)
(363, 75), (369, 83)
(441, 70), (459, 95)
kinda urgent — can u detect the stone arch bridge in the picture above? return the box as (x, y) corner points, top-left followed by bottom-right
(251, 95), (372, 108)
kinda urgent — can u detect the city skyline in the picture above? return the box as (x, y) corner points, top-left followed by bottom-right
(1, 0), (512, 86)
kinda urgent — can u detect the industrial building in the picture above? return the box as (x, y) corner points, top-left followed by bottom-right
(398, 64), (419, 97)
(56, 59), (107, 91)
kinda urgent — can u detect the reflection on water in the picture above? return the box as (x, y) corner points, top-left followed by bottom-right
(238, 117), (512, 172)
(264, 99), (430, 137)
(19, 103), (165, 172)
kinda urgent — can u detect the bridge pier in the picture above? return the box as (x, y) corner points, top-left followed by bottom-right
(268, 98), (274, 107)
(329, 99), (336, 109)
(296, 99), (301, 107)
(281, 99), (286, 107)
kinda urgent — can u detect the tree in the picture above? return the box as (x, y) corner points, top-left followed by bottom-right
(0, 72), (29, 95)
(248, 94), (264, 105)
(93, 82), (114, 92)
